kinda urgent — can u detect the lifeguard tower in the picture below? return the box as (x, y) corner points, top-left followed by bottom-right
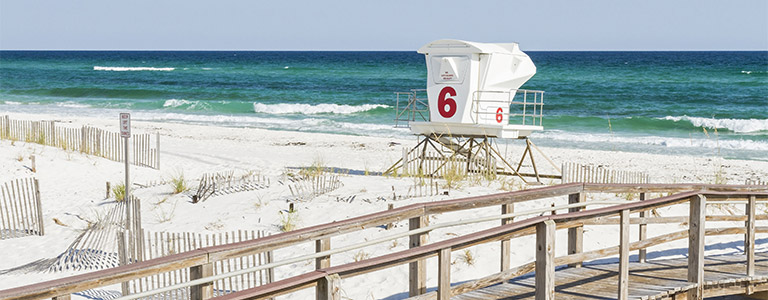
(387, 39), (559, 183)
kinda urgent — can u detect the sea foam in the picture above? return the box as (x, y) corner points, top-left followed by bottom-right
(94, 66), (175, 72)
(253, 103), (388, 115)
(534, 130), (768, 152)
(661, 116), (768, 133)
(162, 99), (209, 110)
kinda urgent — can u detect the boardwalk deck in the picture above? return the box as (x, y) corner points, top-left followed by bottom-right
(455, 252), (768, 299)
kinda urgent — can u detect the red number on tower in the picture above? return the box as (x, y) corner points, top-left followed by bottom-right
(496, 107), (503, 123)
(437, 86), (457, 118)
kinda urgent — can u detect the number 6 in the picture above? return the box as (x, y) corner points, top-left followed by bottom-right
(438, 86), (457, 118)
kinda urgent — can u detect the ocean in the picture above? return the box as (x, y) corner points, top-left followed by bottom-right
(0, 51), (766, 160)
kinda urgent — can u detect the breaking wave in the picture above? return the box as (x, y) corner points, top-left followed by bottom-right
(93, 66), (175, 72)
(252, 102), (389, 115)
(162, 99), (210, 110)
(660, 116), (768, 133)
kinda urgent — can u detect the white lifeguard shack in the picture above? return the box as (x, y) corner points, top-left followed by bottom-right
(389, 39), (559, 182)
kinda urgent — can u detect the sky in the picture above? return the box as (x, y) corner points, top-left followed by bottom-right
(1, 0), (766, 51)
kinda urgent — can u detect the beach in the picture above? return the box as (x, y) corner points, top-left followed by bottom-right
(0, 112), (766, 298)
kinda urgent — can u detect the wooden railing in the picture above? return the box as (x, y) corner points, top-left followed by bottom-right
(0, 183), (765, 300)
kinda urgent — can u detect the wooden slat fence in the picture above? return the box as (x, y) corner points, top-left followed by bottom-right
(121, 230), (273, 298)
(0, 177), (43, 239)
(191, 170), (271, 203)
(562, 162), (650, 184)
(400, 147), (488, 178)
(0, 115), (160, 169)
(747, 179), (767, 185)
(288, 172), (342, 202)
(48, 202), (126, 272)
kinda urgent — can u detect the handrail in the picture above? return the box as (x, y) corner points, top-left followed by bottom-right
(118, 199), (638, 300)
(1, 183), (767, 299)
(470, 88), (544, 126)
(220, 190), (768, 300)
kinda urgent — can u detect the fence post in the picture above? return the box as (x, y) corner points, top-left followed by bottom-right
(316, 274), (341, 300)
(30, 155), (36, 173)
(190, 262), (214, 300)
(638, 192), (647, 263)
(619, 209), (630, 300)
(688, 194), (706, 300)
(315, 237), (331, 297)
(535, 220), (555, 300)
(567, 192), (584, 268)
(3, 115), (9, 139)
(438, 247), (452, 300)
(746, 195), (755, 277)
(500, 203), (514, 271)
(33, 179), (43, 236)
(50, 121), (56, 147)
(155, 132), (160, 169)
(80, 126), (86, 154)
(409, 215), (428, 296)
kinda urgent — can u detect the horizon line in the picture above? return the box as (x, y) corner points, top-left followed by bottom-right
(2, 48), (767, 52)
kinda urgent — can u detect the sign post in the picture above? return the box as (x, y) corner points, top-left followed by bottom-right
(120, 113), (131, 202)
(120, 113), (131, 262)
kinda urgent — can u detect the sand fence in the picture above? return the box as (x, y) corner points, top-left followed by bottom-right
(0, 177), (43, 240)
(561, 162), (651, 184)
(190, 170), (271, 203)
(0, 115), (160, 169)
(120, 230), (274, 298)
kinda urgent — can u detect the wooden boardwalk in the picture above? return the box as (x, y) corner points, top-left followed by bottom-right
(456, 252), (768, 300)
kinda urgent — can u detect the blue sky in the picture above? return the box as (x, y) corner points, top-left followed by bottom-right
(1, 0), (766, 51)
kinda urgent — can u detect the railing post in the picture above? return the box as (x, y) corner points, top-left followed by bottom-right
(638, 192), (647, 263)
(536, 220), (555, 300)
(438, 247), (452, 300)
(117, 231), (129, 296)
(567, 192), (584, 267)
(688, 194), (706, 300)
(409, 215), (428, 296)
(500, 203), (514, 271)
(619, 209), (630, 300)
(190, 262), (214, 300)
(315, 237), (331, 297)
(746, 195), (756, 277)
(317, 274), (341, 300)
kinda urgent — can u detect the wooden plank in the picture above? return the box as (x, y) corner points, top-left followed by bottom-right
(535, 220), (555, 300)
(688, 194), (705, 300)
(438, 248), (451, 300)
(619, 209), (630, 300)
(409, 216), (428, 296)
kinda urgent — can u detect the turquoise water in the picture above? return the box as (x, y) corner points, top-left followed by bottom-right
(0, 51), (766, 160)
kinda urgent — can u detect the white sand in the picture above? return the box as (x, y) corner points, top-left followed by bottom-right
(1, 112), (766, 299)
